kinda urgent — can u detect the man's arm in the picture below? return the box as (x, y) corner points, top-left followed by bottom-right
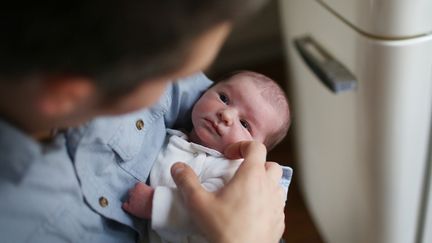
(165, 72), (213, 129)
(171, 141), (286, 243)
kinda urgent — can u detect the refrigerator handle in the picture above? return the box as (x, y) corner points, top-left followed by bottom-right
(294, 35), (357, 93)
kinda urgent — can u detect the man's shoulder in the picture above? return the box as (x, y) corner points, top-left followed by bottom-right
(0, 119), (43, 182)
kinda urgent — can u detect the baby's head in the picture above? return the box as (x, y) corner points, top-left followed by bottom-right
(190, 71), (290, 153)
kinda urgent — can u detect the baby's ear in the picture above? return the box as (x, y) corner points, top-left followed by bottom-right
(36, 76), (95, 117)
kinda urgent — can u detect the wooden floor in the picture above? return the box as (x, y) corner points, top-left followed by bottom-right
(269, 139), (324, 243)
(209, 56), (324, 243)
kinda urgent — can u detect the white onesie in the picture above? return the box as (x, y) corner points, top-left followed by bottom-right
(148, 129), (292, 243)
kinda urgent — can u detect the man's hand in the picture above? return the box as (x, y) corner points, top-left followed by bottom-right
(171, 141), (286, 243)
(122, 182), (154, 219)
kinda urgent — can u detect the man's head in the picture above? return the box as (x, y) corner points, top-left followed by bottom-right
(190, 71), (291, 152)
(0, 1), (269, 135)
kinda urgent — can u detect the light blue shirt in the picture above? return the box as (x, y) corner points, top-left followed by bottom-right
(0, 73), (212, 243)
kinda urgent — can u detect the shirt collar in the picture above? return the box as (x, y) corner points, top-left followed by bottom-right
(166, 129), (223, 157)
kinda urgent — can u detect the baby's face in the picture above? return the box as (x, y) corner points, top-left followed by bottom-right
(190, 75), (282, 152)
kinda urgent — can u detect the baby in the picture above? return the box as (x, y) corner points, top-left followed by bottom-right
(123, 71), (292, 243)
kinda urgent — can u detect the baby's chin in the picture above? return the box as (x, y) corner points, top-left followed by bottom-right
(197, 136), (225, 153)
(190, 128), (225, 153)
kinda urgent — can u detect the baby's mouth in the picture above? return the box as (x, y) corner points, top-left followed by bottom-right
(205, 118), (222, 136)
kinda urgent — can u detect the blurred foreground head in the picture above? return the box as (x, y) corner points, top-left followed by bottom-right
(0, 0), (268, 97)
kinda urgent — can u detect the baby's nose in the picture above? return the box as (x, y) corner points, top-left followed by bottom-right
(218, 108), (237, 126)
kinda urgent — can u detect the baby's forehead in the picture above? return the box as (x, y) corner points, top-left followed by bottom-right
(216, 74), (259, 89)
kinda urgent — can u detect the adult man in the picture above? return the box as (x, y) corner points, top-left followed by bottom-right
(0, 1), (286, 242)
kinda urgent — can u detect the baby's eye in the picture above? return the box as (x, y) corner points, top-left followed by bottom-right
(219, 93), (229, 104)
(240, 120), (250, 130)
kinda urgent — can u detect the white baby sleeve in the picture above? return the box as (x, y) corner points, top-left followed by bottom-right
(151, 177), (225, 242)
(151, 186), (196, 242)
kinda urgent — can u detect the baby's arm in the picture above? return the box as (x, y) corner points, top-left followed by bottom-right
(122, 182), (154, 219)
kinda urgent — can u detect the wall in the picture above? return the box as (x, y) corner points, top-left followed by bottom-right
(209, 0), (285, 75)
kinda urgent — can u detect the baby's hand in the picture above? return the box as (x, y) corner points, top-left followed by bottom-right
(122, 182), (154, 219)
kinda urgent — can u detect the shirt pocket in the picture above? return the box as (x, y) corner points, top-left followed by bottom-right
(108, 99), (167, 163)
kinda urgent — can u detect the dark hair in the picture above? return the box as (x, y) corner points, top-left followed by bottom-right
(0, 0), (268, 97)
(221, 71), (291, 151)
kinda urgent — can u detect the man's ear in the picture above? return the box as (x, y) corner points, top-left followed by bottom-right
(36, 76), (95, 117)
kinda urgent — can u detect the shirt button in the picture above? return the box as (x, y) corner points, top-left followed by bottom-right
(193, 152), (199, 157)
(99, 197), (109, 208)
(136, 119), (144, 130)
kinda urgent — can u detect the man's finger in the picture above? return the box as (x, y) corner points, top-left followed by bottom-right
(171, 162), (207, 204)
(265, 162), (283, 185)
(224, 141), (267, 164)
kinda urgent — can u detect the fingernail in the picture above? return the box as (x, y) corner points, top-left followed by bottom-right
(171, 163), (185, 176)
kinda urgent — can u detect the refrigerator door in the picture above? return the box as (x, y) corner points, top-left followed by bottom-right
(279, 0), (432, 243)
(318, 0), (432, 38)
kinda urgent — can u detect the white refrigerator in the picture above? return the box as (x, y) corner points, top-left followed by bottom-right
(278, 0), (432, 243)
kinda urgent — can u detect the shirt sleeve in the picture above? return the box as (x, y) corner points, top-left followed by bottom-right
(164, 72), (213, 130)
(280, 166), (293, 201)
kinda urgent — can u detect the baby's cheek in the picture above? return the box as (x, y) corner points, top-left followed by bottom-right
(239, 129), (254, 141)
(226, 132), (249, 145)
